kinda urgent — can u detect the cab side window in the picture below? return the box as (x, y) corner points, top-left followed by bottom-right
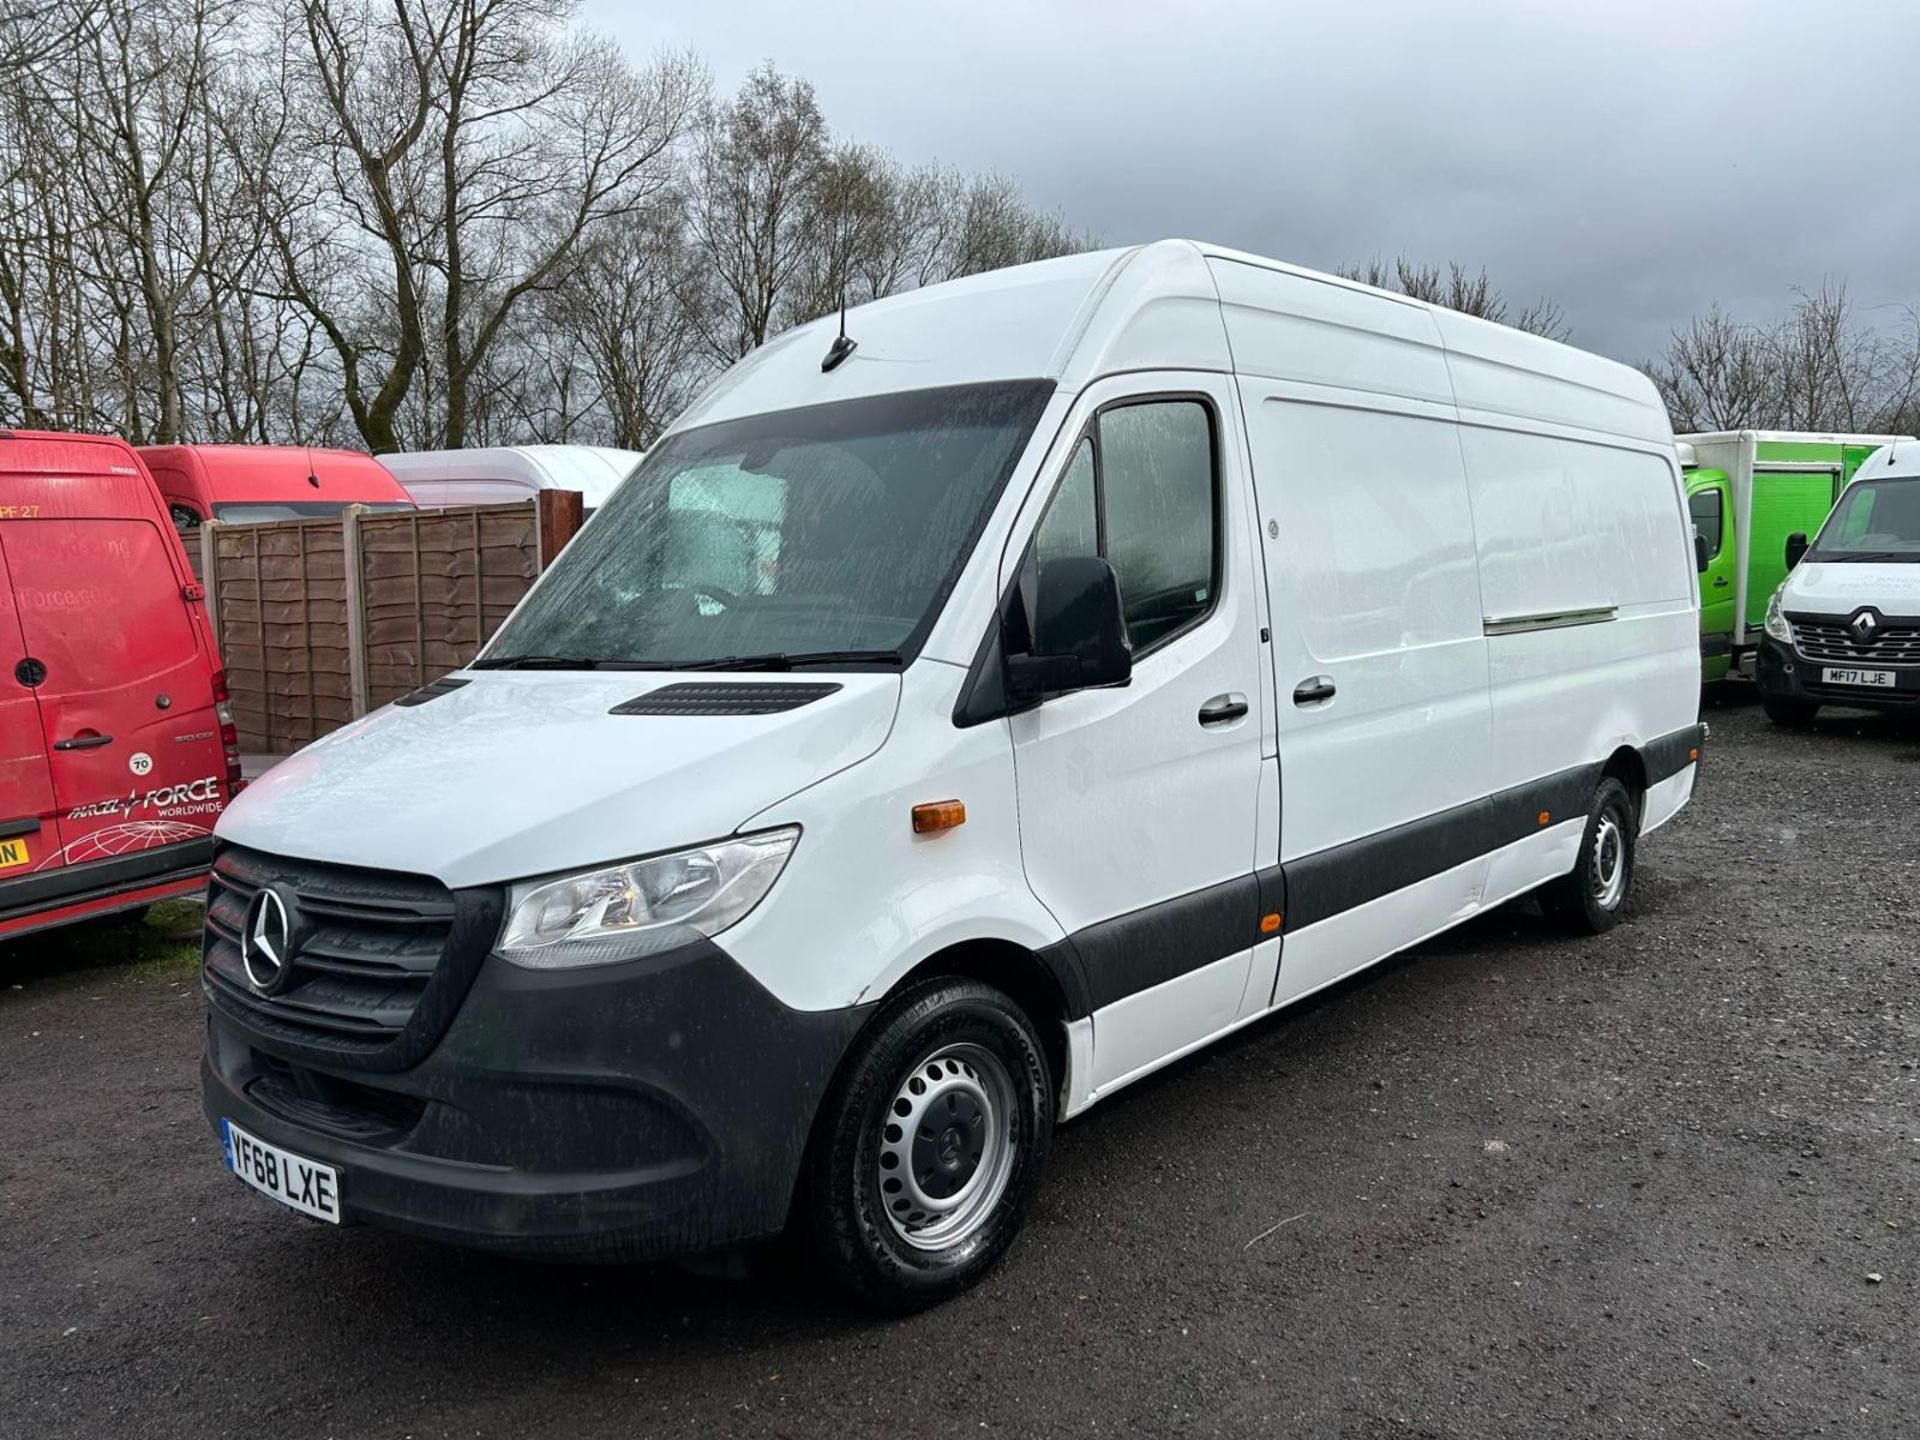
(170, 504), (202, 540)
(1028, 399), (1218, 655)
(1688, 489), (1723, 561)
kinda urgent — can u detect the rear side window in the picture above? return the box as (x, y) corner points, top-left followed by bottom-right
(1688, 489), (1723, 560)
(1030, 399), (1219, 655)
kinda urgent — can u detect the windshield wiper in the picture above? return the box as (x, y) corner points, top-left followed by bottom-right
(469, 654), (605, 670)
(1818, 550), (1919, 563)
(677, 649), (906, 672)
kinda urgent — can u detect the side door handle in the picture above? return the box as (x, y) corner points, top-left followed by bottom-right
(1198, 693), (1249, 726)
(1711, 576), (1729, 588)
(1292, 676), (1336, 707)
(53, 733), (113, 751)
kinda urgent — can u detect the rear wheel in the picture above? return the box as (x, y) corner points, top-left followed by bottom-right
(797, 977), (1053, 1312)
(1541, 777), (1637, 935)
(1762, 694), (1819, 728)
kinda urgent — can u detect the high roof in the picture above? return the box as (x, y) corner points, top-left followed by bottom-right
(673, 239), (1673, 446)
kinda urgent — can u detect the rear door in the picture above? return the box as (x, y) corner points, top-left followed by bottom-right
(0, 511), (227, 866)
(0, 538), (58, 878)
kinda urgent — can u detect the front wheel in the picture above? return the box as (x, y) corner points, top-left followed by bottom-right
(1541, 777), (1637, 935)
(1762, 694), (1819, 728)
(797, 978), (1053, 1312)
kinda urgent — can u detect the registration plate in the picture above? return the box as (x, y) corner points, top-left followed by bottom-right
(221, 1118), (340, 1223)
(0, 836), (28, 870)
(1821, 666), (1897, 689)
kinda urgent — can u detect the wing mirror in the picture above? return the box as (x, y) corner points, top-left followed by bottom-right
(1694, 531), (1710, 574)
(1785, 532), (1809, 569)
(1006, 556), (1132, 701)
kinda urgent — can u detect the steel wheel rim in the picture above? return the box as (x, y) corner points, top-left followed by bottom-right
(876, 1042), (1019, 1252)
(1590, 813), (1627, 910)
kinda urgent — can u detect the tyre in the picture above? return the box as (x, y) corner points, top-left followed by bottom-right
(1540, 777), (1637, 935)
(1762, 693), (1819, 727)
(797, 977), (1053, 1311)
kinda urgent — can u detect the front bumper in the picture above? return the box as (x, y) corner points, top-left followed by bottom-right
(1757, 634), (1920, 711)
(202, 936), (872, 1262)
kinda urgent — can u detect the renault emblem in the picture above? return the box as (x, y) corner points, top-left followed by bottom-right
(1850, 608), (1881, 644)
(241, 886), (298, 994)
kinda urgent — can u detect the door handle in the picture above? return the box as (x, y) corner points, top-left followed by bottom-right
(1292, 676), (1336, 706)
(53, 733), (113, 751)
(1198, 694), (1249, 726)
(1712, 576), (1729, 588)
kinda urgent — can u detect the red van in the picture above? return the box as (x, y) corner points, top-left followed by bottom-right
(137, 445), (413, 546)
(1, 432), (241, 940)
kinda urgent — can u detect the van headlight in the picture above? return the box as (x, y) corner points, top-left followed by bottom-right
(1763, 588), (1793, 644)
(498, 827), (799, 968)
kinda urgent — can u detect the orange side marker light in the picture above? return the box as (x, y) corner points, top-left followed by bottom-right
(912, 800), (967, 835)
(1259, 912), (1282, 934)
(1537, 811), (1551, 826)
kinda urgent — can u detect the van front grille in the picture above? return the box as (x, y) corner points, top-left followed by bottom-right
(1791, 618), (1920, 666)
(202, 843), (501, 1072)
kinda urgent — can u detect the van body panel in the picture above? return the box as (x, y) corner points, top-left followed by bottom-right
(1428, 305), (1672, 443)
(222, 670), (902, 888)
(1239, 386), (1492, 861)
(727, 659), (1068, 1013)
(1209, 256), (1455, 406)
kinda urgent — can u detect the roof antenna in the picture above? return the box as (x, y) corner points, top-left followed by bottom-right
(821, 295), (857, 373)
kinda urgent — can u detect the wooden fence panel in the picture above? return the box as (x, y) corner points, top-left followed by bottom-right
(359, 505), (539, 710)
(210, 519), (352, 752)
(204, 500), (547, 754)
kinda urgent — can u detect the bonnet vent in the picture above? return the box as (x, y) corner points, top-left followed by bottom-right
(393, 676), (471, 707)
(610, 682), (842, 717)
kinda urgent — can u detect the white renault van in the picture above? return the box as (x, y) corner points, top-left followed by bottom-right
(1757, 440), (1920, 724)
(200, 241), (1703, 1309)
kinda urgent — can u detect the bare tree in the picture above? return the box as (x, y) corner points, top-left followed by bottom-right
(241, 0), (699, 451)
(1643, 303), (1779, 432)
(1647, 286), (1920, 434)
(687, 63), (827, 362)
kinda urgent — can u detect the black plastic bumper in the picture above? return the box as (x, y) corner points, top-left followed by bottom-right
(202, 937), (872, 1262)
(1758, 634), (1920, 712)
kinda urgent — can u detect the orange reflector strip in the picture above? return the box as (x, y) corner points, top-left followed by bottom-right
(1259, 912), (1282, 934)
(1537, 811), (1551, 826)
(912, 800), (966, 834)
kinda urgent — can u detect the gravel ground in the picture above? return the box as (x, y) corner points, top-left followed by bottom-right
(3, 691), (1916, 1440)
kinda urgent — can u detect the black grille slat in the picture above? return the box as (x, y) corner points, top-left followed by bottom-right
(201, 844), (473, 1064)
(1792, 618), (1920, 666)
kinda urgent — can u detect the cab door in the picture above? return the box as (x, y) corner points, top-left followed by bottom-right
(0, 537), (58, 880)
(1688, 476), (1734, 680)
(1006, 375), (1267, 1095)
(1, 514), (227, 865)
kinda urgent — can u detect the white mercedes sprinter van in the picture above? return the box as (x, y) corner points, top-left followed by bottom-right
(1757, 440), (1920, 723)
(201, 241), (1704, 1309)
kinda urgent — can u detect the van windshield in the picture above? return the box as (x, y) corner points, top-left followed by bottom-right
(1809, 477), (1920, 562)
(479, 380), (1054, 670)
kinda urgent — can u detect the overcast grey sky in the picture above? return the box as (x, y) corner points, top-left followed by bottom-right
(583, 0), (1920, 365)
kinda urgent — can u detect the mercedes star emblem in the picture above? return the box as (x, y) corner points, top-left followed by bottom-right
(241, 886), (297, 994)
